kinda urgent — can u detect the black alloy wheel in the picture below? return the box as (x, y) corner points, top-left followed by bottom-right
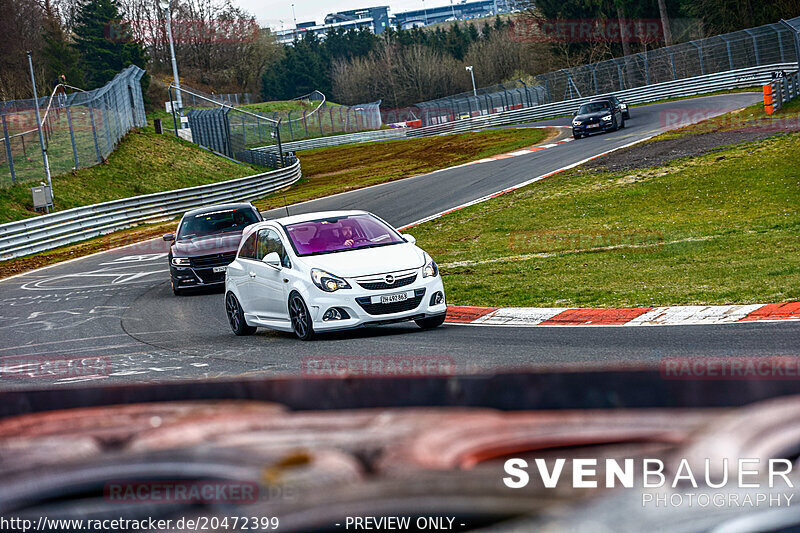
(289, 293), (315, 341)
(226, 292), (256, 336)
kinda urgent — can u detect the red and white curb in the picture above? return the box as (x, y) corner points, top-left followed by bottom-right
(445, 302), (800, 327)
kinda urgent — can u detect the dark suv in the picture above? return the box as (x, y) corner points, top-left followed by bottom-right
(164, 203), (263, 295)
(572, 100), (625, 139)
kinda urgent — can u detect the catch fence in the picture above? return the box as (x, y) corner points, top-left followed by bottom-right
(0, 66), (146, 186)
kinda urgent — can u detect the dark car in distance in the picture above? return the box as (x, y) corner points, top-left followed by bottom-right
(164, 203), (263, 295)
(572, 100), (625, 139)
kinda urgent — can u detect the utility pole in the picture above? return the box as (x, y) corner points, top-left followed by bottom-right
(159, 0), (182, 115)
(27, 51), (53, 199)
(466, 66), (477, 97)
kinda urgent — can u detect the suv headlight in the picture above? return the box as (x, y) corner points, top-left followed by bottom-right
(171, 257), (190, 266)
(422, 252), (439, 278)
(602, 115), (612, 121)
(572, 120), (582, 126)
(311, 269), (351, 292)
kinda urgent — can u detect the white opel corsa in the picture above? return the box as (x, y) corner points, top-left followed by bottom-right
(224, 210), (447, 340)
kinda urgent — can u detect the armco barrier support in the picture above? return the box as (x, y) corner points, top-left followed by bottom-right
(0, 161), (301, 260)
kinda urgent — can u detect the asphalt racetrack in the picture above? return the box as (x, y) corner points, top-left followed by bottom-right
(3, 92), (798, 389)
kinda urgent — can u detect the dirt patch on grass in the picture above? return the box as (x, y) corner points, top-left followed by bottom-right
(588, 129), (791, 173)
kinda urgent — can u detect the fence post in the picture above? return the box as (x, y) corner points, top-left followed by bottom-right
(241, 114), (247, 146)
(88, 101), (103, 163)
(691, 41), (706, 75)
(744, 29), (760, 65)
(669, 50), (677, 80)
(65, 105), (79, 169)
(302, 110), (308, 136)
(1, 106), (16, 183)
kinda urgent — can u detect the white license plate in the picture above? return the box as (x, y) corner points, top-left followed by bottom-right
(372, 291), (414, 305)
(587, 123), (599, 129)
(212, 266), (227, 273)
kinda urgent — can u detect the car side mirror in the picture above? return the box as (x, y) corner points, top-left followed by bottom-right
(402, 233), (416, 244)
(572, 111), (578, 116)
(163, 233), (174, 242)
(263, 252), (281, 268)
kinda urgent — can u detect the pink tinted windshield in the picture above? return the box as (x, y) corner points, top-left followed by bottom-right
(285, 215), (405, 256)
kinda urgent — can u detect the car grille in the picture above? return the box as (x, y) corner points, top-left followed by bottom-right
(356, 289), (426, 316)
(195, 270), (226, 284)
(191, 253), (236, 268)
(357, 273), (417, 290)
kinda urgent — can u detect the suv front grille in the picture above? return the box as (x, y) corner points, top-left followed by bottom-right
(191, 253), (236, 268)
(356, 289), (426, 316)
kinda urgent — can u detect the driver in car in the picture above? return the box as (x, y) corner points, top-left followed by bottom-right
(339, 222), (356, 247)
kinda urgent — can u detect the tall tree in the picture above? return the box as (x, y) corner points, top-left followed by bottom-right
(41, 0), (83, 87)
(72, 0), (148, 89)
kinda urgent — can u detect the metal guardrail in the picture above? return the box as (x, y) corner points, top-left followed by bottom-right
(770, 71), (800, 111)
(0, 161), (301, 260)
(407, 63), (798, 137)
(256, 128), (407, 153)
(255, 63), (796, 150)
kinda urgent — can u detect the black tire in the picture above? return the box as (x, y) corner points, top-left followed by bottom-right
(573, 133), (582, 139)
(226, 292), (256, 336)
(288, 292), (315, 341)
(624, 111), (630, 120)
(415, 314), (446, 330)
(620, 117), (626, 128)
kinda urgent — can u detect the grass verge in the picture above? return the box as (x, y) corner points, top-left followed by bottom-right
(0, 126), (555, 278)
(0, 128), (259, 224)
(411, 122), (800, 307)
(253, 127), (555, 211)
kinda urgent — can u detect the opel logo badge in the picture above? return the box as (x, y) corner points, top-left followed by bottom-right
(385, 274), (395, 285)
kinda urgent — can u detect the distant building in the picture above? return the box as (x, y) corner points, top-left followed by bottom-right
(274, 0), (515, 45)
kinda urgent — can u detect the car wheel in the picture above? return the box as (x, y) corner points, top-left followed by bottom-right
(289, 293), (315, 341)
(624, 111), (630, 120)
(415, 314), (446, 330)
(620, 117), (626, 128)
(573, 133), (582, 139)
(226, 292), (256, 336)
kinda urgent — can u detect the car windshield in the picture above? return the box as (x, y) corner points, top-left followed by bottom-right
(178, 208), (259, 239)
(285, 214), (405, 256)
(578, 102), (611, 114)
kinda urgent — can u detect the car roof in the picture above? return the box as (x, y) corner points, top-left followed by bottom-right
(241, 210), (374, 241)
(181, 202), (255, 219)
(264, 210), (370, 226)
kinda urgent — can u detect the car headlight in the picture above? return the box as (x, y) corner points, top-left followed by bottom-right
(620, 103), (627, 109)
(572, 120), (582, 126)
(602, 115), (612, 121)
(422, 252), (439, 278)
(311, 268), (351, 292)
(171, 257), (190, 266)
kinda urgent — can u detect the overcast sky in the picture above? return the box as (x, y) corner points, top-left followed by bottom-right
(235, 0), (461, 31)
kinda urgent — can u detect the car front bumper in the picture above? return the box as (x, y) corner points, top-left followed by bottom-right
(304, 274), (447, 332)
(573, 122), (614, 135)
(171, 265), (227, 289)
